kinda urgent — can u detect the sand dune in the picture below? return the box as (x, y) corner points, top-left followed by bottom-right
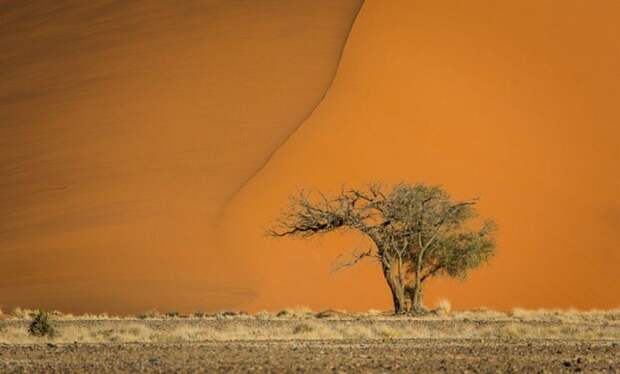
(224, 0), (620, 312)
(3, 0), (618, 314)
(0, 0), (363, 313)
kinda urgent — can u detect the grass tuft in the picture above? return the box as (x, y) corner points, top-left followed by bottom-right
(435, 299), (452, 316)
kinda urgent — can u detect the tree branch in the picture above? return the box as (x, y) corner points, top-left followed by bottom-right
(420, 264), (442, 282)
(332, 248), (377, 272)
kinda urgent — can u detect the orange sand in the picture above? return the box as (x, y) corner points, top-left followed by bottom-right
(224, 0), (620, 312)
(0, 0), (362, 314)
(1, 0), (618, 314)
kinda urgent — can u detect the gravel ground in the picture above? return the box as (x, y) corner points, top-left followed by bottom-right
(0, 339), (618, 373)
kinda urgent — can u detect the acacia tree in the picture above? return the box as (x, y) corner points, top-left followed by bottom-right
(268, 183), (497, 314)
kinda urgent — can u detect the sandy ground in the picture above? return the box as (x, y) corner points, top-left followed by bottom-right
(1, 315), (618, 373)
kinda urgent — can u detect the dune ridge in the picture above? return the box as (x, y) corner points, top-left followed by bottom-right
(222, 0), (620, 313)
(0, 0), (364, 314)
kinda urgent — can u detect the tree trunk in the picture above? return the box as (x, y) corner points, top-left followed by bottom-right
(411, 240), (429, 315)
(391, 289), (405, 314)
(373, 240), (409, 314)
(411, 286), (424, 313)
(408, 278), (427, 315)
(381, 264), (407, 314)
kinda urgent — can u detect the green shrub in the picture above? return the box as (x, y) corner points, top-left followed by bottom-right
(28, 310), (56, 337)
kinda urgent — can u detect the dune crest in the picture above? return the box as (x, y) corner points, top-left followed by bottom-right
(0, 0), (363, 314)
(223, 0), (620, 312)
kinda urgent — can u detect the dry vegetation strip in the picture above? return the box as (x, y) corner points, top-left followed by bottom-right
(1, 307), (619, 344)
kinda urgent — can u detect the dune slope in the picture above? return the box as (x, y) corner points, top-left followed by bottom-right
(0, 0), (363, 313)
(224, 0), (620, 312)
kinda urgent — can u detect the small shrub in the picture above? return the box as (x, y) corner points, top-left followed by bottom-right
(276, 310), (289, 318)
(165, 311), (179, 318)
(192, 311), (206, 318)
(28, 310), (56, 337)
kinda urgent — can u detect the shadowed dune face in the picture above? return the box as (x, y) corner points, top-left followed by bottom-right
(224, 0), (620, 312)
(0, 0), (363, 313)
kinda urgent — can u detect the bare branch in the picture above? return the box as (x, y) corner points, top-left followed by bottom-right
(331, 248), (377, 272)
(420, 264), (442, 282)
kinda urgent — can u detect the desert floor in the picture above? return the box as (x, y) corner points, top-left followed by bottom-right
(1, 339), (618, 373)
(0, 309), (618, 373)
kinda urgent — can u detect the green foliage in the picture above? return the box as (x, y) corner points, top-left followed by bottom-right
(433, 220), (496, 278)
(28, 310), (56, 337)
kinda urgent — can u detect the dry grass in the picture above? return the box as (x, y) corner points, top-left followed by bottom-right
(1, 317), (618, 344)
(2, 305), (619, 344)
(509, 307), (620, 323)
(451, 307), (510, 321)
(435, 299), (452, 316)
(0, 322), (153, 344)
(4, 306), (620, 323)
(7, 308), (119, 321)
(275, 305), (314, 319)
(1, 305), (619, 344)
(135, 309), (163, 320)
